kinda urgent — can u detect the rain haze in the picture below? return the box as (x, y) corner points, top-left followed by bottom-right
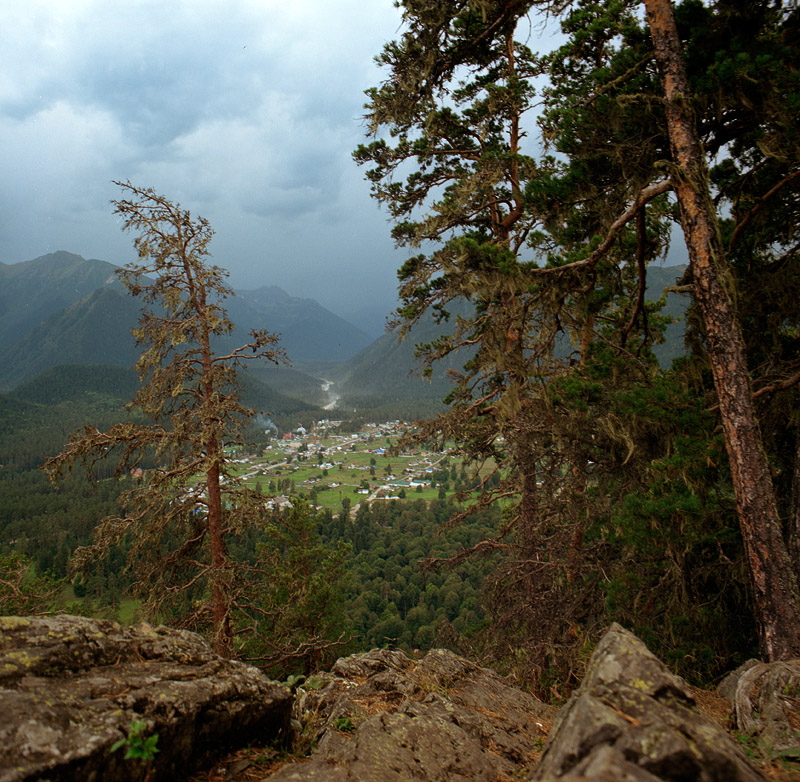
(0, 0), (410, 334)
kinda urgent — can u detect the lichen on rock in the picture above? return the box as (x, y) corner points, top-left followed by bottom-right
(0, 614), (291, 782)
(271, 646), (554, 780)
(532, 623), (766, 781)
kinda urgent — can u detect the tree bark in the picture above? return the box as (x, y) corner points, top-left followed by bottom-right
(790, 428), (800, 577)
(206, 456), (231, 658)
(643, 0), (800, 660)
(200, 310), (232, 658)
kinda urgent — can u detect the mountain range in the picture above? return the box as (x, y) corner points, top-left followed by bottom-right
(0, 252), (373, 391)
(0, 251), (689, 409)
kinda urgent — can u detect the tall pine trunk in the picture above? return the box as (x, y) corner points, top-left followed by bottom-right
(200, 312), (232, 658)
(790, 430), (800, 577)
(643, 0), (800, 660)
(206, 454), (231, 657)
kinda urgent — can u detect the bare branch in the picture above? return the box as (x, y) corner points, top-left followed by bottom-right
(729, 169), (800, 251)
(532, 180), (672, 277)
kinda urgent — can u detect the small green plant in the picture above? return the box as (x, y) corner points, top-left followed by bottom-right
(734, 730), (759, 759)
(304, 675), (326, 691)
(111, 718), (159, 763)
(332, 716), (355, 733)
(283, 673), (306, 692)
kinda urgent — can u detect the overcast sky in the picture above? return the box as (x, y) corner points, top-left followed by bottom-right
(0, 0), (414, 332)
(0, 2), (685, 336)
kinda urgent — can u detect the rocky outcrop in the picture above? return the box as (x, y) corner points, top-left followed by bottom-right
(0, 615), (291, 782)
(719, 658), (800, 762)
(269, 647), (556, 781)
(2, 615), (789, 781)
(533, 623), (765, 781)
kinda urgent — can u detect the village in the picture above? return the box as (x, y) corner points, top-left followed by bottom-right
(226, 419), (474, 514)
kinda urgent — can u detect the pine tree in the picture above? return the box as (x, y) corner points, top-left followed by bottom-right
(236, 500), (350, 677)
(359, 0), (800, 672)
(357, 0), (675, 686)
(0, 552), (63, 616)
(643, 0), (800, 662)
(45, 182), (285, 656)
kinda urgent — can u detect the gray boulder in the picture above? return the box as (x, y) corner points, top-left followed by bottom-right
(532, 623), (765, 781)
(720, 658), (800, 762)
(0, 614), (291, 782)
(270, 647), (555, 780)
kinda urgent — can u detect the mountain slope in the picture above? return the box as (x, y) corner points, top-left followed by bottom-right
(226, 286), (372, 363)
(338, 301), (475, 403)
(338, 265), (689, 404)
(647, 264), (689, 366)
(0, 251), (120, 347)
(0, 287), (141, 390)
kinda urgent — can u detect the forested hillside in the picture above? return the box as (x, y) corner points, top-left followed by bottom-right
(0, 381), (500, 676)
(0, 357), (323, 588)
(0, 391), (128, 579)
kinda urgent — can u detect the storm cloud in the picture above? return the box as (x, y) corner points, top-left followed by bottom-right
(0, 0), (406, 332)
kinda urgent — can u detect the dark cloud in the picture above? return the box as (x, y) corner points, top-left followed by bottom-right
(0, 0), (406, 331)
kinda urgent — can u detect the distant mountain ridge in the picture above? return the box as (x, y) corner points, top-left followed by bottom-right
(0, 253), (689, 410)
(226, 285), (372, 363)
(337, 264), (689, 403)
(0, 252), (374, 391)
